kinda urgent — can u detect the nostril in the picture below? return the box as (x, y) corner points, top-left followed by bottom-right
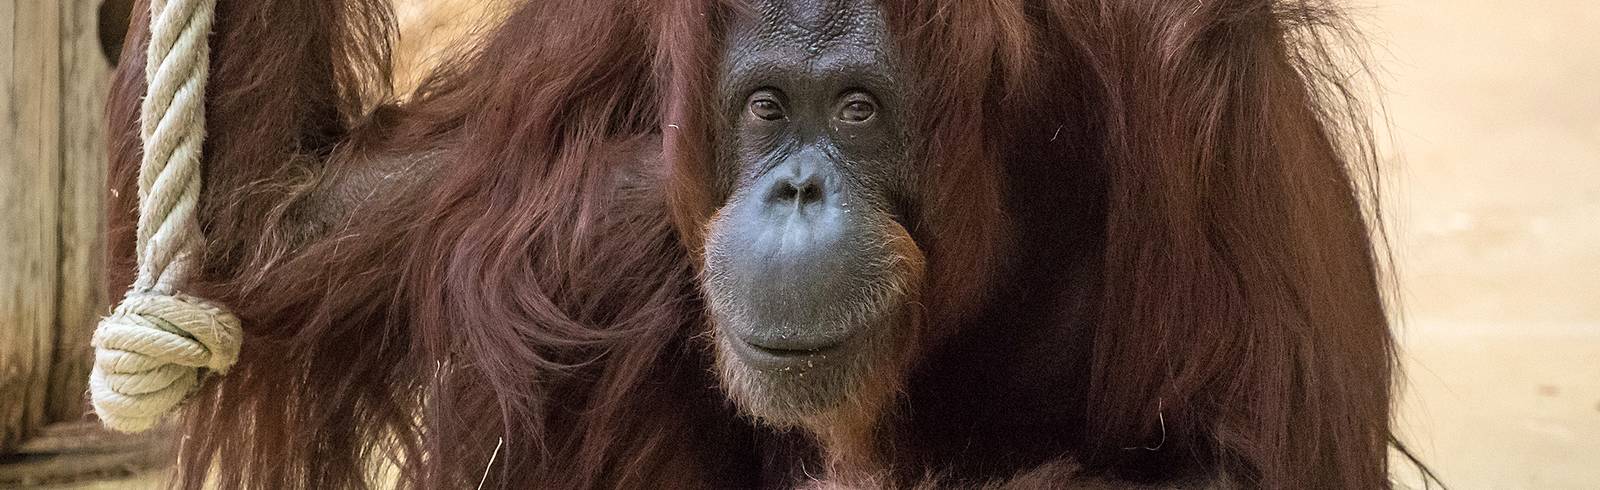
(798, 184), (821, 203)
(776, 182), (800, 202)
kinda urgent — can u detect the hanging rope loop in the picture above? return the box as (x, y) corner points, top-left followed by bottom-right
(89, 0), (242, 434)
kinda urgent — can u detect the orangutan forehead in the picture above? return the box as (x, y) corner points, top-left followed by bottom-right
(735, 0), (889, 49)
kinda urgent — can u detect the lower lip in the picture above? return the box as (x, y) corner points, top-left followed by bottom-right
(729, 338), (848, 370)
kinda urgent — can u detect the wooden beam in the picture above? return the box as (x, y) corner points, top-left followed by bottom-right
(1, 0), (66, 452)
(0, 421), (174, 487)
(0, 1), (156, 484)
(49, 0), (113, 424)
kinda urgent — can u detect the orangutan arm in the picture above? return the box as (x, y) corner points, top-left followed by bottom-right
(277, 149), (443, 246)
(804, 460), (1233, 489)
(979, 461), (1233, 490)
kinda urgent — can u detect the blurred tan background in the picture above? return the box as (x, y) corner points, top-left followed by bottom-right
(1372, 2), (1600, 487)
(4, 0), (1596, 488)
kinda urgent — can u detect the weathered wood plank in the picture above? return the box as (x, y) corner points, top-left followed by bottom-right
(0, 431), (173, 488)
(49, 0), (113, 424)
(14, 421), (168, 455)
(1, 0), (66, 451)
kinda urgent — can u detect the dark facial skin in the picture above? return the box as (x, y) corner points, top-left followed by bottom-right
(701, 0), (927, 441)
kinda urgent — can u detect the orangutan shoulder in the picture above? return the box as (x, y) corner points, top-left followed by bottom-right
(286, 133), (668, 244)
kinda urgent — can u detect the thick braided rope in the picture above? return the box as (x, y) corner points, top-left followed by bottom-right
(90, 0), (242, 433)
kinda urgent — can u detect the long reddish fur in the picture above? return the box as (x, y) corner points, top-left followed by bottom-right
(106, 0), (1417, 488)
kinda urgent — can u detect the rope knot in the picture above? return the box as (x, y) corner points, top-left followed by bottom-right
(90, 293), (242, 433)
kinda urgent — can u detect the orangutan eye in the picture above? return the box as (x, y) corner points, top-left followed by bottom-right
(837, 92), (876, 123)
(748, 90), (786, 121)
(840, 102), (874, 122)
(838, 99), (876, 122)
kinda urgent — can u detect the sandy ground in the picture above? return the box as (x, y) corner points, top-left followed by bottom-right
(44, 1), (1600, 488)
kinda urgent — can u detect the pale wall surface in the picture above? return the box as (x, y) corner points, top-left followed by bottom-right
(1372, 2), (1600, 488)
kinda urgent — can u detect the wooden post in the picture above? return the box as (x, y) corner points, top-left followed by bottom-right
(1, 0), (109, 450)
(50, 0), (111, 425)
(1, 0), (67, 452)
(0, 0), (173, 484)
(0, 0), (169, 485)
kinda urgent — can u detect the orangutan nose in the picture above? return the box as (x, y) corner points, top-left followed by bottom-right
(762, 148), (839, 214)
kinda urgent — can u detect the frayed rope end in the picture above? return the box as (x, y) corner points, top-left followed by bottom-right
(89, 293), (242, 433)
